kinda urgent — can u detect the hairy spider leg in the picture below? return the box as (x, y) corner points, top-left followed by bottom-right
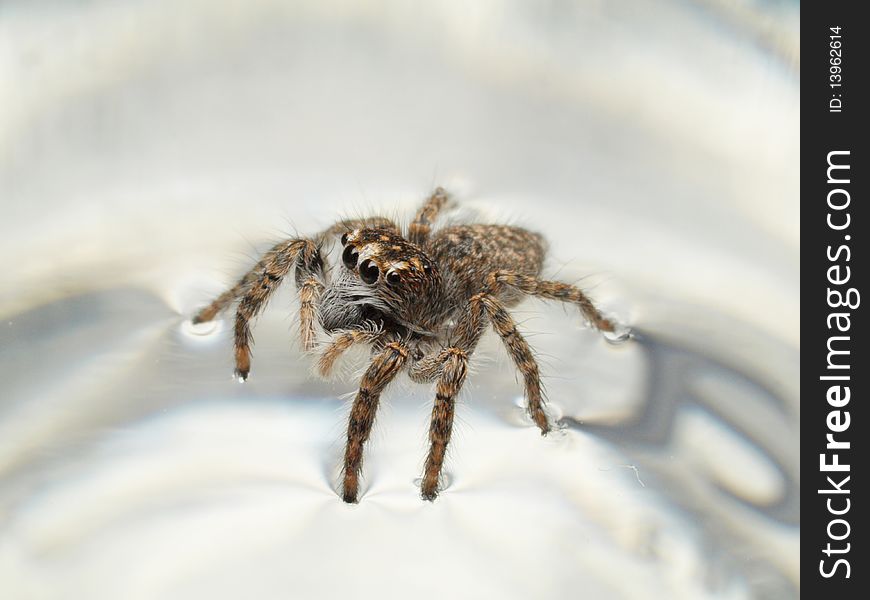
(474, 293), (550, 435)
(194, 214), (404, 374)
(408, 186), (450, 246)
(342, 341), (409, 503)
(421, 348), (468, 500)
(404, 269), (618, 499)
(234, 239), (324, 379)
(193, 238), (322, 380)
(411, 288), (548, 499)
(293, 245), (327, 352)
(486, 271), (616, 332)
(317, 328), (386, 376)
(302, 218), (400, 351)
(192, 216), (397, 326)
(324, 216), (400, 238)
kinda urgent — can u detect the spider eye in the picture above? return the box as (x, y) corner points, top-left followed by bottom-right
(386, 270), (401, 286)
(359, 259), (379, 284)
(340, 232), (349, 246)
(342, 245), (359, 269)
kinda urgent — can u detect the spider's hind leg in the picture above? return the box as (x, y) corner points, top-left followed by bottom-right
(408, 187), (450, 246)
(487, 271), (616, 333)
(323, 216), (400, 238)
(476, 294), (550, 435)
(452, 290), (551, 435)
(471, 270), (626, 435)
(414, 291), (547, 501)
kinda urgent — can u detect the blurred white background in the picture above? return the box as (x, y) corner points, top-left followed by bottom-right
(1, 1), (798, 599)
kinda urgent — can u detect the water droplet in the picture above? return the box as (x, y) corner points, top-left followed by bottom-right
(603, 324), (632, 345)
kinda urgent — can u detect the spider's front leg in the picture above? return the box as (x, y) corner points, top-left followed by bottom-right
(342, 340), (409, 503)
(193, 238), (323, 380)
(298, 216), (399, 352)
(293, 246), (326, 353)
(421, 348), (468, 500)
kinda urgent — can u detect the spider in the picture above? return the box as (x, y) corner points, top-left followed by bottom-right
(193, 187), (624, 503)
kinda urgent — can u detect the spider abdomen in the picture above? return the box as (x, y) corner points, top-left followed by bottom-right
(428, 224), (546, 305)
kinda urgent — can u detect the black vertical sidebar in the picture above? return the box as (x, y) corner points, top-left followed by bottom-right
(803, 2), (867, 597)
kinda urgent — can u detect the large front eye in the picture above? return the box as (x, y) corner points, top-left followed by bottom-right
(359, 259), (379, 284)
(342, 245), (359, 269)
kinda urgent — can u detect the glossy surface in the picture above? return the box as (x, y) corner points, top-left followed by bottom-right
(0, 1), (798, 598)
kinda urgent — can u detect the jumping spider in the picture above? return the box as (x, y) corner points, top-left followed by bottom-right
(193, 188), (624, 503)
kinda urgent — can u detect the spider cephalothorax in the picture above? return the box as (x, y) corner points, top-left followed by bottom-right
(193, 188), (624, 502)
(320, 227), (446, 337)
